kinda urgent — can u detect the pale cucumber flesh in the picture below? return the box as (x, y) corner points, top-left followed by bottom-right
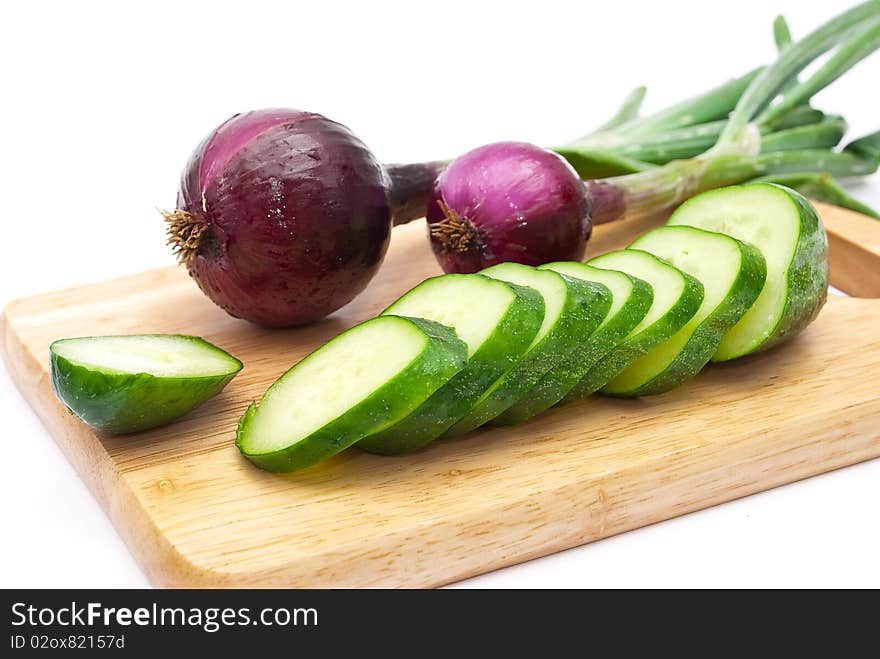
(51, 334), (241, 377)
(382, 274), (519, 357)
(542, 262), (634, 332)
(588, 251), (689, 334)
(243, 317), (429, 455)
(482, 264), (567, 348)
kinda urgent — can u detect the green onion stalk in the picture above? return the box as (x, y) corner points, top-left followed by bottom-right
(555, 1), (880, 223)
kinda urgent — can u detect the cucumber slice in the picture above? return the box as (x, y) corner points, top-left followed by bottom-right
(444, 263), (611, 436)
(236, 316), (467, 472)
(50, 334), (243, 434)
(666, 183), (828, 360)
(357, 274), (544, 454)
(604, 226), (766, 396)
(567, 249), (705, 400)
(493, 262), (653, 424)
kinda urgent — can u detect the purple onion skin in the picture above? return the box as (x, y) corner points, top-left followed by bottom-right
(426, 142), (591, 274)
(176, 109), (391, 327)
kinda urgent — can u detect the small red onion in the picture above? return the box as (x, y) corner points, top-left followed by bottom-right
(426, 141), (591, 274)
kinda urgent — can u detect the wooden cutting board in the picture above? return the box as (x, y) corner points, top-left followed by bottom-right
(2, 201), (879, 588)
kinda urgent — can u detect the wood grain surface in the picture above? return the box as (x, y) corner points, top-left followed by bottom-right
(2, 201), (879, 588)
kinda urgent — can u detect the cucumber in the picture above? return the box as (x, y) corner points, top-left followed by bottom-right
(603, 226), (766, 396)
(444, 263), (611, 436)
(357, 274), (545, 454)
(493, 262), (653, 425)
(236, 316), (467, 472)
(566, 249), (705, 401)
(666, 183), (828, 360)
(50, 334), (243, 434)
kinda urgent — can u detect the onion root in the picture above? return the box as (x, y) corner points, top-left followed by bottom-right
(429, 200), (481, 254)
(162, 209), (206, 266)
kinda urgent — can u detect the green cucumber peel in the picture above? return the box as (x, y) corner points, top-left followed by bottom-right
(604, 226), (767, 396)
(446, 264), (612, 436)
(494, 262), (653, 424)
(571, 250), (705, 400)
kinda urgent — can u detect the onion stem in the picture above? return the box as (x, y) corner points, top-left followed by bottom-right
(718, 1), (880, 148)
(613, 70), (761, 138)
(758, 16), (880, 126)
(559, 111), (845, 168)
(759, 116), (847, 153)
(553, 147), (656, 178)
(774, 15), (793, 51)
(385, 161), (447, 226)
(765, 105), (825, 131)
(846, 130), (880, 163)
(593, 86), (647, 134)
(773, 16), (801, 94)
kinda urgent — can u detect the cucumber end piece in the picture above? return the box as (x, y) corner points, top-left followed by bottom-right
(49, 334), (242, 434)
(667, 183), (828, 360)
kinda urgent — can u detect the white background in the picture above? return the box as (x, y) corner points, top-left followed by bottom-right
(1, 0), (878, 588)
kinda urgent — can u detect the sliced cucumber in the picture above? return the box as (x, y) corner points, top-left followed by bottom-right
(566, 249), (705, 401)
(604, 226), (766, 396)
(357, 274), (544, 454)
(667, 183), (828, 360)
(50, 334), (243, 434)
(444, 263), (611, 436)
(236, 316), (467, 472)
(493, 262), (653, 425)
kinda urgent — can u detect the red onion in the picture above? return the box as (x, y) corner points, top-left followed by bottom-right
(426, 142), (591, 274)
(165, 109), (442, 327)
